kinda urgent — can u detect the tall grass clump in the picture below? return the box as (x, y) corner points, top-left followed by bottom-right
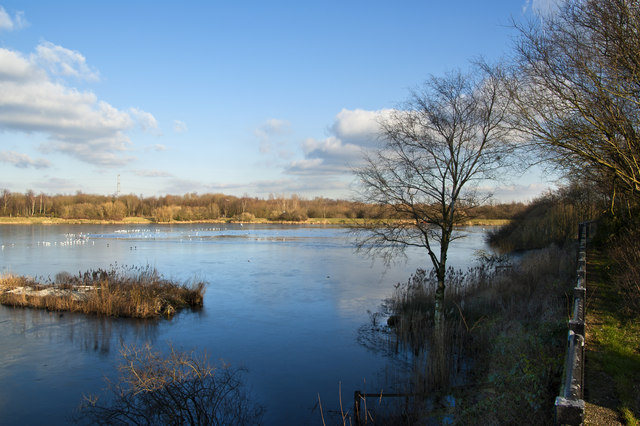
(0, 265), (205, 318)
(74, 343), (264, 425)
(385, 246), (576, 424)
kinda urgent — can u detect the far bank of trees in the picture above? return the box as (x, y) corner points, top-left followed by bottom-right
(0, 189), (527, 223)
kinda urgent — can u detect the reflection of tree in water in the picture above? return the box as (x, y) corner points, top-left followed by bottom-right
(356, 306), (417, 392)
(1, 305), (160, 355)
(67, 315), (160, 355)
(357, 303), (408, 362)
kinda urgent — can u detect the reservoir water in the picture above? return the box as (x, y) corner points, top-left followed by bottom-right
(0, 223), (489, 425)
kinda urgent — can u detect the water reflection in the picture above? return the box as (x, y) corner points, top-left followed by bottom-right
(0, 306), (160, 356)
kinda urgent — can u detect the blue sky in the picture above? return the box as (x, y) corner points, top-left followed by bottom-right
(0, 1), (561, 201)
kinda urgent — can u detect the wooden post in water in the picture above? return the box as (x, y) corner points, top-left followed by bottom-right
(354, 390), (362, 426)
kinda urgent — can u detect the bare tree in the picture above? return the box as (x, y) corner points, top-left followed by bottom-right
(511, 0), (640, 206)
(355, 66), (513, 325)
(1, 189), (9, 215)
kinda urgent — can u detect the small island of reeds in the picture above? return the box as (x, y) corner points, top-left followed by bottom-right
(0, 265), (205, 318)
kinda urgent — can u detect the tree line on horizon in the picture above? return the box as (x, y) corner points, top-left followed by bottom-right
(0, 188), (529, 222)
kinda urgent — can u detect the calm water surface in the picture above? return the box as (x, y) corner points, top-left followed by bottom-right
(0, 224), (489, 425)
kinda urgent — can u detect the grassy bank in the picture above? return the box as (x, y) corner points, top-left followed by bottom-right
(584, 250), (640, 425)
(0, 266), (205, 318)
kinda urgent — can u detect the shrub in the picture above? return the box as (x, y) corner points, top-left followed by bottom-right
(75, 343), (264, 425)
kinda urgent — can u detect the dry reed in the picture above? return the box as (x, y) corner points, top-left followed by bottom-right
(0, 265), (205, 318)
(383, 246), (576, 424)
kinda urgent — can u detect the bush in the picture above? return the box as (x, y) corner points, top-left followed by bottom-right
(75, 343), (264, 425)
(272, 209), (308, 222)
(234, 212), (256, 222)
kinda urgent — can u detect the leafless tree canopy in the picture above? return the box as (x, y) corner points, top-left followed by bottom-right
(354, 66), (513, 323)
(512, 0), (640, 200)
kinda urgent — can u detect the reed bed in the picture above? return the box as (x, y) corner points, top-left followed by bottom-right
(383, 246), (576, 424)
(0, 265), (205, 318)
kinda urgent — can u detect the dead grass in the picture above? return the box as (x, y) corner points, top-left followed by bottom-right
(0, 265), (205, 318)
(385, 245), (576, 424)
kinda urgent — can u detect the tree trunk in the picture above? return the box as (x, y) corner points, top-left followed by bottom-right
(434, 276), (445, 329)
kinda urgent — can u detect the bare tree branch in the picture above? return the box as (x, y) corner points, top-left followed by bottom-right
(354, 66), (514, 325)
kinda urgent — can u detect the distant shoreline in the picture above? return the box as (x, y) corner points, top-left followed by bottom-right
(0, 216), (509, 227)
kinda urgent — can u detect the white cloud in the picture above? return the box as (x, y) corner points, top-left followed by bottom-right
(32, 41), (99, 81)
(287, 136), (363, 175)
(285, 109), (390, 177)
(0, 6), (27, 31)
(255, 118), (291, 140)
(0, 150), (50, 169)
(130, 107), (158, 131)
(250, 177), (350, 196)
(522, 0), (565, 17)
(255, 118), (292, 155)
(485, 183), (552, 202)
(173, 120), (187, 133)
(133, 169), (173, 178)
(0, 45), (157, 166)
(330, 108), (390, 147)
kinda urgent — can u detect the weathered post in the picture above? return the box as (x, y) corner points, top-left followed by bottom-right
(354, 390), (362, 426)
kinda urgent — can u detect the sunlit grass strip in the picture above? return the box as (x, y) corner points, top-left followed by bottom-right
(586, 251), (640, 425)
(0, 266), (205, 318)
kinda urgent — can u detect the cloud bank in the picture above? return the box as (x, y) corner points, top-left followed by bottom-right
(0, 150), (50, 169)
(285, 108), (391, 176)
(0, 42), (156, 167)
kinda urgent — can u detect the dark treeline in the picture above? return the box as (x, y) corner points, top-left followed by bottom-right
(0, 188), (526, 222)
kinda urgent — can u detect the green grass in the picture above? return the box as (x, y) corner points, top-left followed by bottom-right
(590, 314), (640, 424)
(587, 251), (640, 425)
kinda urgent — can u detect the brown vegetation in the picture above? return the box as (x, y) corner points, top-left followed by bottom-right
(607, 222), (640, 315)
(487, 181), (608, 252)
(0, 189), (524, 223)
(383, 246), (576, 424)
(0, 265), (205, 318)
(75, 343), (264, 425)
